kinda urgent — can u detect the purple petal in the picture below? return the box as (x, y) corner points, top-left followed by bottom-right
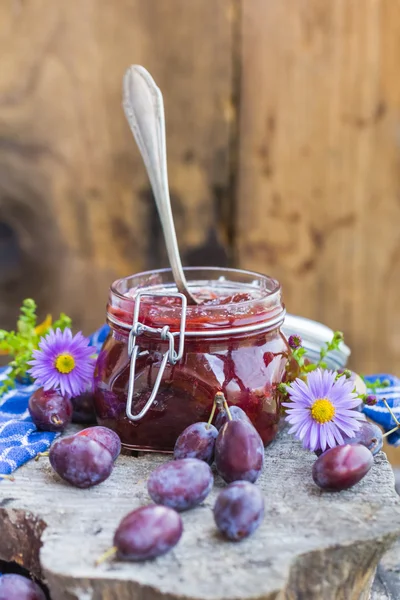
(325, 424), (336, 448)
(309, 422), (319, 450)
(288, 378), (314, 404)
(306, 369), (323, 400)
(297, 418), (313, 440)
(336, 408), (364, 419)
(319, 425), (327, 451)
(330, 423), (345, 446)
(333, 416), (359, 437)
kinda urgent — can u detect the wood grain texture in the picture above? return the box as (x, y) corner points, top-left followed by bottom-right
(0, 0), (233, 332)
(370, 539), (400, 600)
(237, 0), (400, 375)
(0, 428), (399, 600)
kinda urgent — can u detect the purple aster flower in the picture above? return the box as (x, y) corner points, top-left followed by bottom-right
(28, 328), (95, 398)
(282, 368), (364, 452)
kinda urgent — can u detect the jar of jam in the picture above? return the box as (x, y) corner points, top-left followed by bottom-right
(94, 267), (289, 452)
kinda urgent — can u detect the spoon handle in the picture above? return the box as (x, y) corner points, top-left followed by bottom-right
(123, 65), (197, 305)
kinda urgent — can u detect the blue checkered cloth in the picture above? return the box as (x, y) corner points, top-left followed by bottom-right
(0, 326), (398, 475)
(363, 374), (400, 447)
(0, 325), (110, 475)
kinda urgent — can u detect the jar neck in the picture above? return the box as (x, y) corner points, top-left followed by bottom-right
(107, 296), (285, 338)
(106, 267), (285, 336)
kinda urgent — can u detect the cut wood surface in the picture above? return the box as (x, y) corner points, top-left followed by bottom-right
(371, 539), (400, 600)
(0, 428), (399, 600)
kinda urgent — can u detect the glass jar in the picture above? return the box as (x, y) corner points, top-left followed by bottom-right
(93, 267), (289, 452)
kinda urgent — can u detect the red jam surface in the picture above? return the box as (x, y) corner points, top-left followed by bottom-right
(94, 268), (288, 452)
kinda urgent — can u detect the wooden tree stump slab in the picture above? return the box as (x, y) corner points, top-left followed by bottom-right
(0, 429), (399, 600)
(370, 539), (400, 600)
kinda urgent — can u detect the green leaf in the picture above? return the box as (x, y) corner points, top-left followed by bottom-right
(17, 298), (37, 336)
(285, 329), (348, 384)
(315, 331), (345, 368)
(277, 382), (290, 394)
(53, 313), (72, 331)
(361, 376), (389, 392)
(0, 376), (16, 396)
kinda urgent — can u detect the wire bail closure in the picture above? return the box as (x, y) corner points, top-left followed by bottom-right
(126, 291), (187, 421)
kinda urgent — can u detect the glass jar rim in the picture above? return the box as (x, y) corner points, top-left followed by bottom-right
(108, 266), (285, 335)
(111, 266), (281, 307)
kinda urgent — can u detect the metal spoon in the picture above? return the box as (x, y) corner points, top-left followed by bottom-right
(123, 65), (198, 305)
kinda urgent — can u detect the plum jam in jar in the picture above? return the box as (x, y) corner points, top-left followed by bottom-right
(94, 267), (289, 452)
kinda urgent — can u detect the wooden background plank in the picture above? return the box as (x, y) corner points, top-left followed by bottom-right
(237, 0), (400, 375)
(0, 0), (234, 332)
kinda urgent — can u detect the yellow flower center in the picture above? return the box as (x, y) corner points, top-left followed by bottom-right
(55, 353), (75, 374)
(311, 398), (335, 424)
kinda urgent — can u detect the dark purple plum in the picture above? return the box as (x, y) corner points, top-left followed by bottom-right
(312, 444), (373, 491)
(49, 435), (113, 488)
(71, 386), (97, 424)
(215, 420), (264, 483)
(28, 387), (72, 432)
(0, 574), (46, 600)
(215, 405), (252, 430)
(174, 422), (218, 463)
(77, 426), (121, 461)
(147, 458), (213, 511)
(341, 420), (383, 456)
(114, 505), (183, 560)
(214, 481), (264, 541)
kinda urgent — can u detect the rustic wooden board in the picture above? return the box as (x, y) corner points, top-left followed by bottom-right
(236, 0), (400, 376)
(0, 428), (399, 600)
(0, 0), (234, 333)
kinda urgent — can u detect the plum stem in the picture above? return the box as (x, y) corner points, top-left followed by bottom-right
(214, 391), (225, 411)
(95, 546), (117, 566)
(51, 415), (62, 426)
(382, 424), (400, 438)
(206, 400), (217, 429)
(382, 398), (400, 426)
(35, 452), (50, 462)
(0, 474), (15, 481)
(214, 391), (232, 420)
(223, 398), (233, 421)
